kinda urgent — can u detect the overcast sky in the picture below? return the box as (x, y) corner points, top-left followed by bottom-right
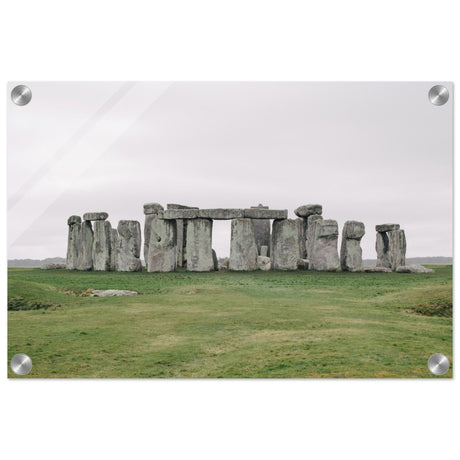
(7, 82), (452, 260)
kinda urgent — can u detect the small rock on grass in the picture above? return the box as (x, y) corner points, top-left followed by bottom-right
(91, 289), (138, 297)
(396, 264), (435, 274)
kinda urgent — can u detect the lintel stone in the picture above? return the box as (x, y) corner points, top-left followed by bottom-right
(83, 212), (108, 221)
(376, 223), (400, 232)
(243, 209), (287, 219)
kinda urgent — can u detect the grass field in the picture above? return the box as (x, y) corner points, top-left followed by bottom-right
(7, 266), (452, 378)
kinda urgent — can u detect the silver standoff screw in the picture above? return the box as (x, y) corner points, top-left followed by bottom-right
(11, 85), (32, 106)
(428, 353), (450, 376)
(428, 85), (449, 106)
(10, 353), (33, 376)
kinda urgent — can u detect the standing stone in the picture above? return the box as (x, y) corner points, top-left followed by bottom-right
(167, 204), (199, 268)
(78, 220), (94, 270)
(212, 249), (219, 271)
(66, 216), (81, 270)
(295, 204), (323, 258)
(260, 245), (268, 257)
(389, 229), (406, 270)
(143, 203), (164, 270)
(271, 219), (303, 270)
(376, 232), (391, 269)
(309, 219), (340, 271)
(250, 204), (271, 256)
(116, 220), (142, 272)
(92, 220), (112, 271)
(340, 221), (365, 272)
(186, 218), (214, 272)
(110, 229), (118, 270)
(229, 218), (259, 271)
(147, 217), (176, 272)
(306, 214), (323, 266)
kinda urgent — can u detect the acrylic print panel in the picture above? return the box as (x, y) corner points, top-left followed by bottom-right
(7, 82), (452, 378)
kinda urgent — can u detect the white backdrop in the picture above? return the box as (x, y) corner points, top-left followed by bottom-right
(1, 1), (458, 459)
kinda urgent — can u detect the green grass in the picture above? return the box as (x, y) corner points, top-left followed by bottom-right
(7, 266), (452, 378)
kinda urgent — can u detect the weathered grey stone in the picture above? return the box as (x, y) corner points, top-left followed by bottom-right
(295, 206), (322, 258)
(92, 220), (112, 271)
(116, 220), (142, 272)
(83, 212), (108, 221)
(244, 209), (287, 219)
(376, 232), (391, 269)
(163, 209), (199, 219)
(143, 202), (164, 215)
(146, 217), (176, 272)
(42, 263), (66, 269)
(309, 219), (340, 271)
(162, 208), (287, 220)
(186, 219), (214, 271)
(388, 229), (406, 270)
(257, 256), (271, 271)
(144, 205), (165, 270)
(343, 221), (365, 239)
(375, 223), (400, 232)
(212, 249), (219, 271)
(199, 209), (245, 220)
(260, 245), (268, 257)
(271, 219), (303, 270)
(91, 289), (138, 297)
(219, 258), (230, 270)
(296, 217), (307, 259)
(297, 259), (308, 270)
(294, 204), (322, 218)
(66, 217), (81, 270)
(306, 214), (323, 265)
(67, 215), (82, 225)
(78, 221), (93, 270)
(340, 221), (365, 272)
(364, 266), (392, 273)
(167, 204), (198, 267)
(396, 264), (434, 274)
(251, 205), (271, 256)
(229, 218), (259, 271)
(110, 229), (118, 270)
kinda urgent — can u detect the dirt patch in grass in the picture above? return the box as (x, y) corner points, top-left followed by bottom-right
(8, 296), (61, 311)
(406, 298), (452, 317)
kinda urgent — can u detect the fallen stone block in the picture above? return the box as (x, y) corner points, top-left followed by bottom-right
(91, 289), (138, 297)
(364, 266), (392, 273)
(396, 264), (434, 274)
(257, 256), (271, 271)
